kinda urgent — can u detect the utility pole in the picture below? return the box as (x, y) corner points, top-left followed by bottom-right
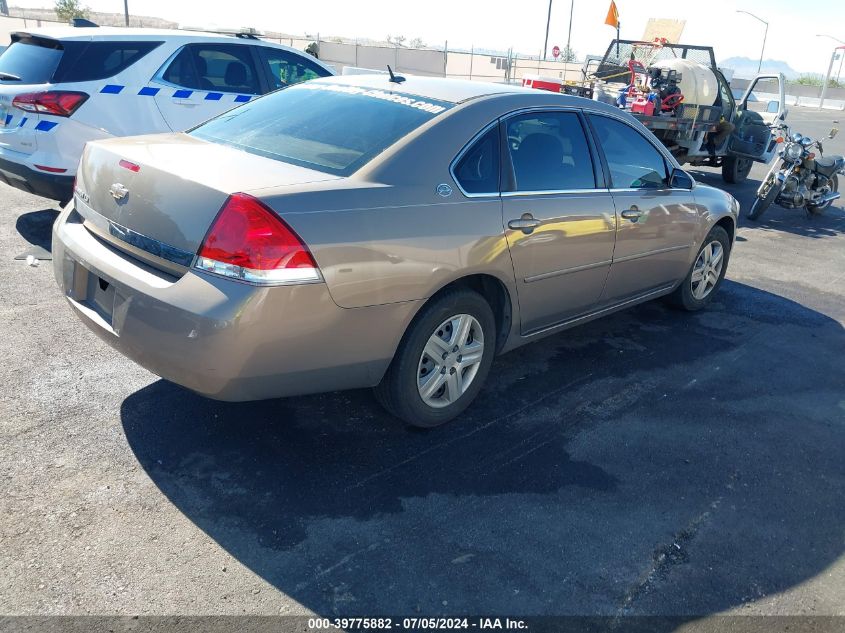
(542, 0), (553, 61)
(564, 0), (574, 81)
(0, 0), (9, 17)
(736, 10), (768, 73)
(123, 0), (129, 26)
(820, 46), (845, 110)
(817, 34), (845, 85)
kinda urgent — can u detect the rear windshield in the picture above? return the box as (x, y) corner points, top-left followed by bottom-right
(191, 82), (453, 176)
(0, 39), (63, 84)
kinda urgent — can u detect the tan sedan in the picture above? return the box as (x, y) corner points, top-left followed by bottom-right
(53, 74), (739, 427)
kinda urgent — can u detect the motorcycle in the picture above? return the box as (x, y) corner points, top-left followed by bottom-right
(748, 127), (845, 221)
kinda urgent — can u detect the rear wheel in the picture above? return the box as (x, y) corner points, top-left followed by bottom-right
(807, 174), (838, 215)
(722, 156), (753, 184)
(748, 179), (782, 221)
(667, 226), (731, 311)
(374, 289), (496, 428)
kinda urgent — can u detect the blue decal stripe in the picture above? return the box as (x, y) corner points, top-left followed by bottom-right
(3, 114), (11, 126)
(205, 92), (223, 101)
(19, 117), (28, 128)
(101, 84), (125, 94)
(35, 121), (58, 132)
(234, 95), (251, 103)
(173, 89), (193, 99)
(138, 87), (160, 96)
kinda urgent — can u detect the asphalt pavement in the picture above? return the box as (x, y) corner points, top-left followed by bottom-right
(0, 107), (843, 625)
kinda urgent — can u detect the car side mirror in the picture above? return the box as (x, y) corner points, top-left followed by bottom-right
(830, 128), (839, 139)
(766, 100), (780, 114)
(670, 168), (694, 190)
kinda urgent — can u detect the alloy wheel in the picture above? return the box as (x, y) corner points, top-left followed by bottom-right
(690, 240), (724, 300)
(417, 314), (485, 409)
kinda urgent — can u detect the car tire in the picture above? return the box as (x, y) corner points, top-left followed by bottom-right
(667, 225), (731, 311)
(374, 288), (496, 428)
(722, 156), (753, 184)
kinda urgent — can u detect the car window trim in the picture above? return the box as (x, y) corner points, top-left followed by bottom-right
(499, 106), (603, 195)
(448, 119), (502, 199)
(246, 44), (271, 95)
(584, 111), (681, 191)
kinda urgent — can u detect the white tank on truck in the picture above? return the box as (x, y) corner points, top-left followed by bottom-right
(653, 58), (719, 107)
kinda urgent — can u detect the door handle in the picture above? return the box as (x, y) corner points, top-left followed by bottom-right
(508, 213), (542, 234)
(621, 207), (643, 221)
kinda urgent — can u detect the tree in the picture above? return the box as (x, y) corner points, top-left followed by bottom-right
(386, 34), (406, 47)
(409, 37), (426, 49)
(560, 45), (577, 63)
(54, 0), (89, 22)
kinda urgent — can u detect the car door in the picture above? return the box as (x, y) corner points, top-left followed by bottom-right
(151, 43), (265, 132)
(586, 113), (699, 304)
(728, 73), (786, 163)
(501, 110), (617, 334)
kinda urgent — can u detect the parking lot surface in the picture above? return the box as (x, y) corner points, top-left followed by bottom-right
(0, 108), (843, 621)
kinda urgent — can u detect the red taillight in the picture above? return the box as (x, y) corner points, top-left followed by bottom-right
(12, 91), (89, 117)
(119, 159), (140, 172)
(34, 165), (67, 173)
(195, 193), (320, 285)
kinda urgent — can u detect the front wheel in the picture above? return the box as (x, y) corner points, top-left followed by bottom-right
(747, 179), (782, 221)
(374, 288), (496, 428)
(667, 225), (731, 311)
(807, 174), (838, 215)
(722, 156), (753, 184)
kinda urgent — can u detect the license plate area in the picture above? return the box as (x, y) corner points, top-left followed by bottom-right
(64, 257), (115, 328)
(86, 274), (116, 324)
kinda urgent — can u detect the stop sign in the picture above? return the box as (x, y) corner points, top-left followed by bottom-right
(552, 45), (561, 58)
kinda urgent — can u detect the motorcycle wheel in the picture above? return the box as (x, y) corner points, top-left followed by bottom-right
(807, 174), (838, 215)
(748, 179), (782, 221)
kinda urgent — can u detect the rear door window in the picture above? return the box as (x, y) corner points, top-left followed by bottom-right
(0, 38), (63, 84)
(506, 111), (596, 192)
(258, 47), (329, 91)
(162, 44), (261, 94)
(54, 41), (162, 82)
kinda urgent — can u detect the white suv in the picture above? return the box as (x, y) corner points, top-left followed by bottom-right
(0, 25), (333, 203)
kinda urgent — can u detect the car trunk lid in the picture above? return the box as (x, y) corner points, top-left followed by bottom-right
(75, 134), (340, 273)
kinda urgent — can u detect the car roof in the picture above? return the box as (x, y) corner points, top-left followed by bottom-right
(12, 26), (281, 43)
(314, 73), (534, 104)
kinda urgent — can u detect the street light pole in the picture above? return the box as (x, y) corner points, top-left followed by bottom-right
(820, 46), (845, 110)
(123, 0), (129, 26)
(542, 0), (553, 61)
(817, 34), (845, 85)
(737, 10), (769, 73)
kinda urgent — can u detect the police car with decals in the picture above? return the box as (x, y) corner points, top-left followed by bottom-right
(0, 23), (333, 204)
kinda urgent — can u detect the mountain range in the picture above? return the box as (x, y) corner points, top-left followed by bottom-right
(719, 56), (800, 80)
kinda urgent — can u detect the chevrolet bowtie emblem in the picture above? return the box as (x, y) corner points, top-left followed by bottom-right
(109, 183), (129, 201)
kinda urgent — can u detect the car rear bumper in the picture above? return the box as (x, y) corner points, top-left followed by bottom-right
(52, 204), (420, 402)
(0, 155), (73, 202)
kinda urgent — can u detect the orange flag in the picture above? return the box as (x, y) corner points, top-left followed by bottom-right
(605, 0), (620, 28)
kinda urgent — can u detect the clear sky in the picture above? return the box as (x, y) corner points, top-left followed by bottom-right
(10, 0), (845, 74)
